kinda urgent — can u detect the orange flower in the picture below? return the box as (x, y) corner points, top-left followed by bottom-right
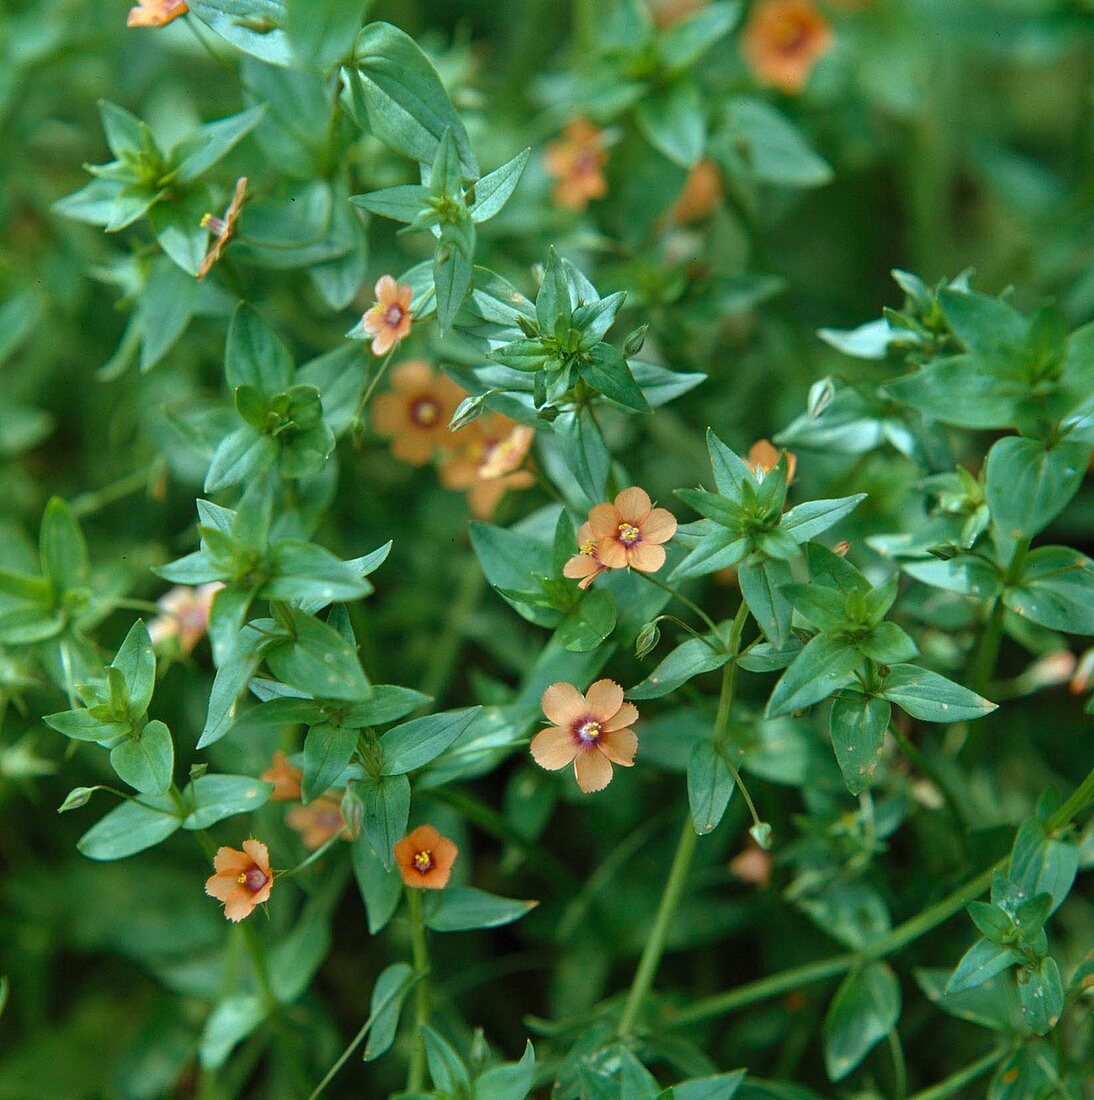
(1070, 647), (1094, 695)
(127, 0), (188, 27)
(372, 361), (465, 466)
(393, 824), (458, 889)
(197, 177), (247, 282)
(651, 0), (707, 29)
(586, 487), (677, 574)
(532, 680), (638, 793)
(440, 414), (535, 518)
(147, 581), (224, 654)
(261, 750), (302, 802)
(544, 118), (608, 212)
(287, 795), (349, 850)
(741, 0), (834, 94)
(747, 439), (797, 483)
(204, 839), (274, 922)
(667, 159), (724, 226)
(563, 522), (610, 590)
(362, 275), (414, 356)
(729, 843), (772, 888)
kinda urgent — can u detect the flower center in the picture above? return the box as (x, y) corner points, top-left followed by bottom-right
(575, 719), (603, 745)
(200, 213), (227, 237)
(579, 539), (599, 559)
(384, 303), (405, 327)
(410, 397), (440, 427)
(774, 18), (811, 53)
(237, 865), (269, 893)
(574, 148), (600, 176)
(315, 810), (342, 830)
(617, 522), (641, 546)
(413, 849), (434, 873)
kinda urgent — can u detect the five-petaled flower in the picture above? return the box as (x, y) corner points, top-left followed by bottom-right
(260, 750), (302, 802)
(288, 795), (349, 850)
(394, 824), (458, 889)
(741, 0), (834, 94)
(204, 840), (274, 922)
(544, 118), (608, 212)
(532, 680), (638, 793)
(440, 414), (536, 517)
(127, 0), (188, 27)
(362, 275), (414, 356)
(747, 438), (797, 483)
(372, 360), (465, 466)
(197, 177), (247, 282)
(147, 581), (224, 654)
(563, 521), (609, 590)
(578, 486), (677, 577)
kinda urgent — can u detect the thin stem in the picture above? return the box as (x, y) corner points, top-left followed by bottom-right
(276, 829), (345, 880)
(405, 889), (431, 1091)
(908, 1048), (1006, 1100)
(887, 1029), (908, 1100)
(637, 571), (722, 640)
(351, 346), (398, 444)
(418, 555), (484, 704)
(239, 920), (277, 1010)
(70, 466), (157, 518)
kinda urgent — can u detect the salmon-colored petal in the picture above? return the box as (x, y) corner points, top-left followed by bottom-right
(628, 542), (666, 573)
(362, 304), (385, 334)
(468, 479), (504, 518)
(242, 839), (271, 873)
(205, 873), (236, 901)
(391, 431), (436, 466)
(597, 538), (628, 568)
(370, 393), (406, 435)
(432, 837), (459, 872)
(371, 329), (396, 356)
(748, 439), (779, 473)
(614, 487), (652, 525)
(604, 701), (638, 732)
(531, 726), (579, 770)
(408, 825), (442, 851)
(588, 503), (620, 540)
(599, 727), (637, 766)
(391, 360), (433, 393)
(577, 570), (602, 590)
(574, 750), (614, 793)
(395, 315), (413, 342)
(575, 522), (594, 543)
(223, 890), (258, 922)
(585, 679), (624, 721)
(213, 846), (250, 875)
(396, 284), (413, 310)
(250, 881), (273, 907)
(424, 865), (452, 889)
(541, 682), (586, 726)
(564, 555), (600, 580)
(375, 274), (397, 303)
(641, 508), (678, 544)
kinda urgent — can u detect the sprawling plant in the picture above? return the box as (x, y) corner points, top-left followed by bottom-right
(0, 1), (1090, 1098)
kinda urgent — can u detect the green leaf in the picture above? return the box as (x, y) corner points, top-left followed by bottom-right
(536, 247), (572, 333)
(637, 78), (705, 168)
(474, 1040), (536, 1100)
(341, 684), (431, 726)
(225, 303), (295, 394)
(423, 887), (538, 931)
(45, 707), (128, 744)
(706, 429), (751, 500)
(265, 608), (371, 702)
(1017, 956), (1064, 1035)
(725, 97), (833, 188)
(263, 540), (374, 604)
(285, 0), (365, 68)
(111, 620), (156, 716)
(351, 22), (478, 176)
(583, 343), (650, 411)
(1008, 817), (1079, 916)
(946, 938), (1022, 994)
(553, 409), (610, 505)
(362, 962), (417, 1061)
(687, 740), (735, 835)
(110, 720), (174, 795)
(139, 254), (199, 370)
(781, 495), (866, 544)
(556, 587), (617, 652)
(172, 105), (267, 183)
(380, 707), (479, 774)
(822, 963), (901, 1082)
(882, 356), (1026, 429)
(351, 183), (430, 222)
(858, 621), (918, 664)
(198, 994), (268, 1071)
(352, 830), (403, 931)
(766, 634), (863, 718)
(99, 100), (146, 159)
(662, 1071), (746, 1100)
(187, 0), (294, 65)
(434, 222), (476, 333)
(938, 287), (1028, 365)
(913, 967), (1023, 1033)
(782, 584), (847, 632)
(740, 557), (794, 648)
(358, 773), (411, 869)
(422, 1025), (471, 1092)
(629, 631), (728, 699)
(77, 794), (181, 860)
(182, 774), (273, 830)
(985, 436), (1089, 540)
(302, 722), (356, 802)
(469, 148), (530, 222)
(829, 692), (890, 795)
(903, 554), (1003, 598)
(880, 664), (996, 722)
(205, 425), (278, 494)
(1003, 546), (1094, 634)
(660, 2), (741, 73)
(40, 497), (88, 594)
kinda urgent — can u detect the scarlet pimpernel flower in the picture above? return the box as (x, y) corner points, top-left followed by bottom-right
(440, 414), (535, 517)
(260, 751), (302, 802)
(204, 840), (274, 923)
(127, 0), (188, 27)
(361, 275), (414, 356)
(197, 177), (247, 281)
(532, 680), (638, 793)
(741, 0), (834, 94)
(747, 439), (797, 483)
(544, 118), (608, 212)
(563, 521), (609, 590)
(394, 824), (458, 889)
(372, 361), (465, 466)
(288, 795), (349, 850)
(581, 486), (677, 575)
(147, 581), (224, 654)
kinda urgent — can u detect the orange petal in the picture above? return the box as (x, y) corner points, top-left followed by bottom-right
(595, 538), (626, 568)
(371, 329), (396, 356)
(604, 701), (638, 732)
(574, 750), (614, 793)
(531, 726), (579, 770)
(432, 836), (459, 871)
(628, 542), (666, 573)
(392, 359), (434, 392)
(588, 503), (620, 540)
(599, 727), (637, 766)
(205, 873), (237, 901)
(391, 431), (436, 467)
(375, 274), (397, 303)
(213, 846), (250, 875)
(541, 682), (586, 726)
(242, 839), (271, 874)
(564, 555), (600, 580)
(223, 890), (258, 922)
(585, 679), (624, 721)
(614, 487), (652, 524)
(641, 508), (677, 544)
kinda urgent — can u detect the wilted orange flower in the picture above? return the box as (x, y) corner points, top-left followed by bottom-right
(287, 795), (349, 850)
(651, 0), (707, 28)
(586, 487), (677, 574)
(741, 0), (834, 94)
(563, 521), (610, 590)
(261, 750), (302, 802)
(1070, 647), (1094, 695)
(197, 177), (247, 281)
(147, 581), (224, 654)
(532, 680), (638, 793)
(372, 361), (465, 466)
(204, 839), (273, 922)
(667, 160), (723, 226)
(127, 0), (188, 27)
(747, 439), (797, 482)
(362, 275), (414, 356)
(394, 824), (458, 889)
(544, 118), (608, 212)
(440, 415), (535, 517)
(729, 843), (772, 888)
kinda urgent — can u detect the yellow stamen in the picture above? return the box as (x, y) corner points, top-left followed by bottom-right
(617, 522), (641, 546)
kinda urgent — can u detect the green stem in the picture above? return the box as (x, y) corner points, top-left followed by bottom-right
(907, 1048), (1006, 1100)
(239, 920), (277, 1010)
(70, 466), (158, 519)
(968, 538), (1030, 697)
(637, 571), (723, 640)
(887, 1029), (908, 1100)
(418, 555), (484, 704)
(405, 889), (431, 1091)
(351, 346), (398, 445)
